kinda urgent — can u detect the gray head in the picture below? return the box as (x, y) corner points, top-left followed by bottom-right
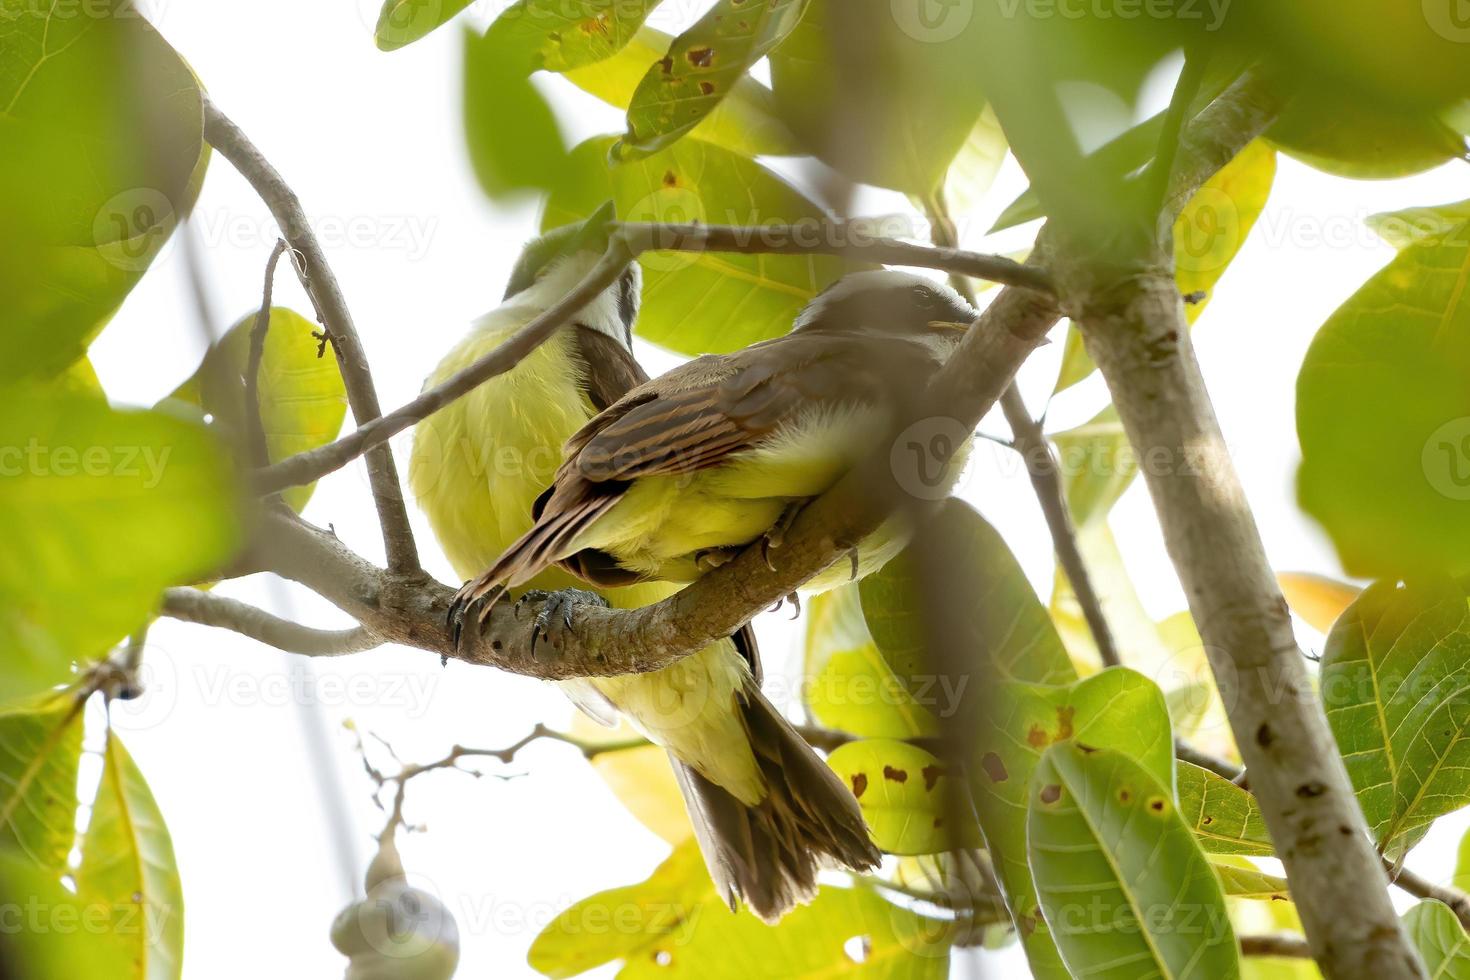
(792, 270), (977, 339)
(502, 204), (641, 348)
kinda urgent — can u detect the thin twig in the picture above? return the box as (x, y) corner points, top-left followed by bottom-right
(1240, 934), (1312, 959)
(1145, 45), (1212, 219)
(1173, 739), (1242, 782)
(161, 588), (383, 657)
(244, 239), (289, 469)
(253, 225), (1055, 496)
(202, 98), (420, 573)
(923, 193), (1119, 668)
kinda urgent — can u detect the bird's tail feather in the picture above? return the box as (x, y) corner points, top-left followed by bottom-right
(670, 683), (879, 923)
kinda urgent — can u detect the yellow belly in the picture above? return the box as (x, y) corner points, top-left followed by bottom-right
(409, 320), (763, 804)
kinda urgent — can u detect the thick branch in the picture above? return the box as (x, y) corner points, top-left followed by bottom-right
(1061, 70), (1423, 977)
(202, 99), (419, 573)
(253, 227), (1053, 497)
(161, 588), (383, 656)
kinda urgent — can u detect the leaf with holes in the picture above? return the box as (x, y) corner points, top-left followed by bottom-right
(77, 733), (183, 980)
(1176, 762), (1273, 857)
(617, 0), (809, 159)
(1029, 743), (1239, 980)
(1321, 577), (1470, 853)
(1403, 900), (1470, 978)
(0, 387), (241, 701)
(544, 135), (848, 354)
(489, 0), (666, 70)
(826, 739), (973, 855)
(803, 584), (938, 739)
(1296, 206), (1470, 577)
(973, 667), (1173, 980)
(0, 698), (85, 873)
(0, 0), (208, 382)
(167, 307), (346, 513)
(563, 25), (800, 158)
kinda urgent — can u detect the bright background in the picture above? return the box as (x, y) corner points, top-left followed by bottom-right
(86, 1), (1469, 977)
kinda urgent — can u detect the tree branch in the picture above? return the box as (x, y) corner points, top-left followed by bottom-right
(1058, 68), (1423, 977)
(202, 98), (420, 573)
(1240, 934), (1312, 959)
(244, 239), (288, 469)
(252, 225), (1054, 497)
(161, 587), (383, 657)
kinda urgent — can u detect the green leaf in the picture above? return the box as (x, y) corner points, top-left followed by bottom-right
(168, 307), (346, 513)
(1367, 199), (1470, 251)
(563, 25), (801, 158)
(529, 839), (952, 978)
(860, 501), (1077, 703)
(973, 668), (1173, 980)
(617, 0), (809, 159)
(373, 0), (475, 50)
(1176, 762), (1273, 857)
(1211, 860), (1288, 901)
(938, 106), (1009, 221)
(1267, 89), (1467, 180)
(528, 840), (708, 978)
(0, 697), (85, 872)
(1456, 824), (1470, 892)
(1051, 139), (1276, 394)
(802, 584), (938, 739)
(0, 387), (242, 701)
(77, 733), (183, 980)
(544, 135), (847, 355)
(0, 850), (113, 979)
(1051, 405), (1137, 530)
(0, 0), (207, 381)
(486, 0), (666, 70)
(1403, 900), (1470, 978)
(1028, 743), (1239, 980)
(825, 739), (973, 855)
(768, 0), (986, 195)
(1320, 578), (1470, 851)
(1296, 203), (1470, 578)
(462, 26), (569, 199)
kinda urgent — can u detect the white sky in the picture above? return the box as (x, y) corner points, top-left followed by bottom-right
(84, 2), (1470, 977)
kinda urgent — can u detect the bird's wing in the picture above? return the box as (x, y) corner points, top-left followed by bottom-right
(569, 325), (649, 412)
(562, 332), (923, 484)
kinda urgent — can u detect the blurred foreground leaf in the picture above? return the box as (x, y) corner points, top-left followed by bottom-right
(0, 698), (84, 872)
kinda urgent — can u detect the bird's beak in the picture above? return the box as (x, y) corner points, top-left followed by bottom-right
(929, 319), (974, 333)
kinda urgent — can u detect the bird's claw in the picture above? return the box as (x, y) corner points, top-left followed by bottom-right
(526, 588), (609, 664)
(761, 502), (804, 571)
(447, 578), (507, 650)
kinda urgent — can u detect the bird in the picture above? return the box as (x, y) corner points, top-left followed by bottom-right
(408, 213), (879, 922)
(449, 268), (979, 619)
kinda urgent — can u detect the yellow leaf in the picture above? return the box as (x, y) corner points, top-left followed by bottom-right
(1276, 572), (1361, 633)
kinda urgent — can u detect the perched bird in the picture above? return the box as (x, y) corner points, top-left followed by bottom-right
(451, 269), (978, 613)
(409, 214), (878, 922)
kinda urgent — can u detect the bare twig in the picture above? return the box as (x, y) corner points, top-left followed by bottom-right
(161, 588), (383, 657)
(1240, 934), (1312, 959)
(923, 193), (1118, 668)
(253, 226), (1055, 496)
(202, 98), (420, 573)
(1174, 739), (1242, 782)
(244, 239), (289, 469)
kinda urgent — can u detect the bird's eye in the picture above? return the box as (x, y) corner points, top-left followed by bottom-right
(911, 285), (937, 309)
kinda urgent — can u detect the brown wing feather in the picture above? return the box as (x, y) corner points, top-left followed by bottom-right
(570, 326), (649, 412)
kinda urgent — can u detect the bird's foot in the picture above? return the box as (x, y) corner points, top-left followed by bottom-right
(518, 588), (610, 664)
(447, 576), (507, 649)
(761, 501), (806, 571)
(769, 591), (802, 618)
(694, 546), (740, 572)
